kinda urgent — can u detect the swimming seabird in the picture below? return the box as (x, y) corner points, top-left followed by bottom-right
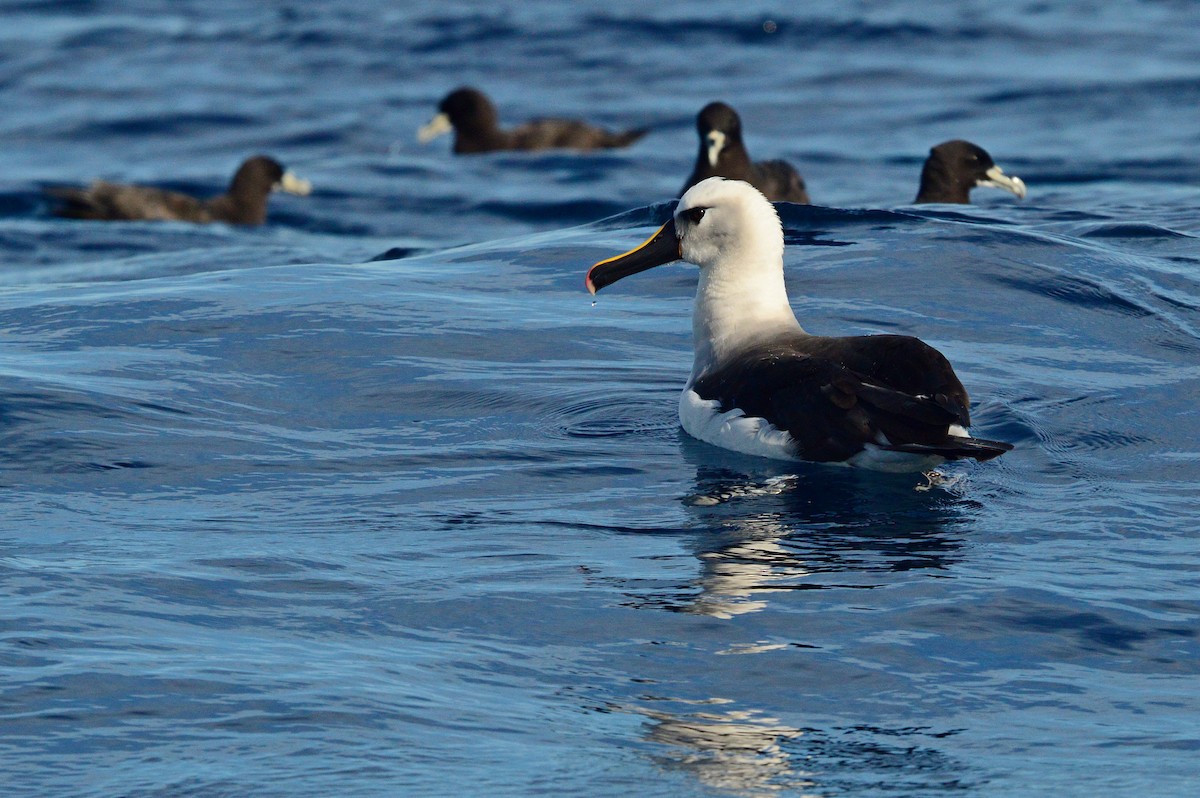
(681, 102), (810, 203)
(417, 87), (647, 154)
(49, 155), (311, 225)
(914, 140), (1026, 204)
(586, 177), (1013, 472)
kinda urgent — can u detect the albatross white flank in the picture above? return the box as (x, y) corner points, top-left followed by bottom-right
(585, 177), (1013, 472)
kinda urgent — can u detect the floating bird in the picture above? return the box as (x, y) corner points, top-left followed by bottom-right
(914, 140), (1026, 204)
(586, 177), (1013, 472)
(48, 155), (311, 225)
(417, 87), (647, 154)
(681, 102), (810, 203)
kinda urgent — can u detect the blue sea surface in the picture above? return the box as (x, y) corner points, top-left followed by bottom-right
(2, 1), (1199, 796)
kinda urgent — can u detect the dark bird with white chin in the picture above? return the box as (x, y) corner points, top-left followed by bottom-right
(915, 139), (1026, 204)
(586, 177), (1013, 472)
(681, 102), (810, 203)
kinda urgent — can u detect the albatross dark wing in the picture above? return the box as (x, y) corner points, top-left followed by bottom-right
(692, 334), (1011, 463)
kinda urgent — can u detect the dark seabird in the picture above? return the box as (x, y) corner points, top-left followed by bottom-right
(680, 102), (810, 203)
(586, 177), (1013, 472)
(417, 87), (647, 154)
(49, 155), (311, 225)
(914, 140), (1026, 204)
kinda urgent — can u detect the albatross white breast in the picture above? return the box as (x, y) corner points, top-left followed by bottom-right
(585, 177), (1013, 472)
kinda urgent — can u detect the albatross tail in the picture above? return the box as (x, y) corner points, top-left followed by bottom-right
(881, 436), (1014, 462)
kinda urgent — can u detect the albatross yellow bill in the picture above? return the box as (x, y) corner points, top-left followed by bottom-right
(585, 219), (682, 295)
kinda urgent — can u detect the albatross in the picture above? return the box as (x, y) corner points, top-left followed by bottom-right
(585, 177), (1013, 472)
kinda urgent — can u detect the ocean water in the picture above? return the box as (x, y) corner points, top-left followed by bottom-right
(2, 1), (1199, 796)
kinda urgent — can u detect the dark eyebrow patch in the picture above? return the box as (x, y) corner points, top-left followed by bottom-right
(684, 207), (708, 225)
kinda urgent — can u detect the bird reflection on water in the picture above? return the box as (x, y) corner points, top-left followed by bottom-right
(605, 458), (974, 794)
(633, 692), (968, 797)
(613, 451), (970, 619)
(637, 699), (812, 796)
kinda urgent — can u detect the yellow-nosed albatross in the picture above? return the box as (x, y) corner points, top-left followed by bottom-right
(681, 102), (810, 203)
(914, 140), (1026, 204)
(48, 155), (311, 225)
(418, 87), (647, 154)
(586, 177), (1013, 472)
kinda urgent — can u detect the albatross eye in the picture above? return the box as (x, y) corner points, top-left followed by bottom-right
(684, 207), (707, 225)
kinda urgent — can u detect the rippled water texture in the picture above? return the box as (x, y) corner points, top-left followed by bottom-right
(2, 2), (1199, 796)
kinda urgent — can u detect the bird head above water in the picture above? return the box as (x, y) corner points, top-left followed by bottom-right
(418, 87), (498, 143)
(587, 177), (785, 295)
(230, 155), (311, 198)
(696, 102), (746, 168)
(915, 139), (1026, 204)
(586, 178), (799, 367)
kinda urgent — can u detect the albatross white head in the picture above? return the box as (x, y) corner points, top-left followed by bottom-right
(586, 178), (803, 379)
